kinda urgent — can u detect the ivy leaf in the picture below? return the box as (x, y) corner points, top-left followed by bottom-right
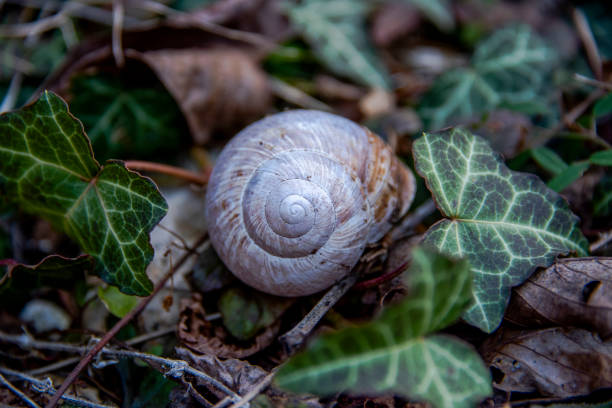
(287, 0), (391, 89)
(69, 75), (186, 162)
(419, 25), (557, 129)
(413, 128), (588, 332)
(276, 247), (492, 408)
(0, 255), (93, 307)
(0, 91), (168, 295)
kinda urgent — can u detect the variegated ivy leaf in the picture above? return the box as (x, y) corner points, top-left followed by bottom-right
(276, 247), (492, 408)
(413, 128), (588, 332)
(0, 91), (168, 295)
(419, 25), (557, 129)
(286, 0), (391, 89)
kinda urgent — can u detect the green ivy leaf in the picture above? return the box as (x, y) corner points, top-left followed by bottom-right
(69, 75), (186, 162)
(413, 128), (588, 332)
(276, 247), (492, 408)
(0, 91), (168, 295)
(0, 255), (93, 307)
(419, 25), (557, 129)
(286, 0), (391, 89)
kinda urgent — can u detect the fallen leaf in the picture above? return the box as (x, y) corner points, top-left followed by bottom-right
(371, 2), (421, 47)
(177, 293), (279, 358)
(482, 327), (612, 397)
(506, 257), (612, 338)
(138, 49), (271, 144)
(176, 347), (267, 399)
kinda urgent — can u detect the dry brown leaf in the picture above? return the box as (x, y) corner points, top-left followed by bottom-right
(482, 327), (612, 397)
(175, 346), (267, 399)
(455, 110), (530, 158)
(177, 293), (279, 358)
(371, 2), (421, 47)
(506, 257), (612, 338)
(138, 49), (271, 144)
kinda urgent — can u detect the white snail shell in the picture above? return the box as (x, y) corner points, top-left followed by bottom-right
(205, 110), (416, 296)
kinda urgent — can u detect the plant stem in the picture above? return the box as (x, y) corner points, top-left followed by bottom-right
(44, 233), (210, 408)
(124, 160), (210, 185)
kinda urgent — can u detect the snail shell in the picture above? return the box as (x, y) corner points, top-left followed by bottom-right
(205, 110), (415, 296)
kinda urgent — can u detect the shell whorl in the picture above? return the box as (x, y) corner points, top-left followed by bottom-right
(205, 110), (415, 296)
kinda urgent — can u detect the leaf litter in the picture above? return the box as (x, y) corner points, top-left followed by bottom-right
(1, 0), (612, 407)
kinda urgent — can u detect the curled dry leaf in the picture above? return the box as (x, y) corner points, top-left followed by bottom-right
(138, 49), (271, 144)
(506, 257), (612, 338)
(175, 347), (267, 399)
(177, 293), (280, 358)
(482, 327), (612, 397)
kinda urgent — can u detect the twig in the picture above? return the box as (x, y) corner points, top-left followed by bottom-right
(224, 371), (276, 408)
(0, 330), (239, 401)
(352, 260), (409, 290)
(390, 199), (437, 241)
(268, 78), (333, 112)
(574, 73), (612, 91)
(572, 7), (603, 80)
(590, 229), (612, 253)
(0, 72), (23, 113)
(0, 372), (41, 408)
(44, 233), (209, 408)
(111, 0), (125, 67)
(124, 160), (210, 185)
(279, 268), (361, 355)
(0, 367), (115, 408)
(25, 327), (175, 376)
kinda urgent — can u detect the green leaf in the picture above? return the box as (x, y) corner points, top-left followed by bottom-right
(286, 0), (391, 89)
(589, 149), (612, 166)
(0, 255), (93, 307)
(218, 287), (290, 341)
(594, 172), (612, 216)
(419, 25), (557, 129)
(530, 147), (568, 176)
(412, 128), (588, 332)
(547, 161), (590, 192)
(98, 285), (139, 318)
(0, 91), (168, 295)
(69, 75), (186, 162)
(593, 92), (612, 118)
(276, 247), (492, 408)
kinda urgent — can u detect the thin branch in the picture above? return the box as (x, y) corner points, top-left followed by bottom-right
(353, 260), (409, 290)
(0, 372), (41, 408)
(390, 199), (437, 241)
(0, 331), (240, 404)
(574, 73), (612, 91)
(268, 78), (333, 112)
(572, 7), (603, 80)
(278, 268), (361, 355)
(590, 229), (612, 253)
(111, 0), (125, 67)
(44, 233), (210, 408)
(226, 371), (275, 408)
(0, 367), (115, 408)
(124, 160), (210, 185)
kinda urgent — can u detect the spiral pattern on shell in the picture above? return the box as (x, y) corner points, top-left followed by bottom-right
(205, 110), (415, 296)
